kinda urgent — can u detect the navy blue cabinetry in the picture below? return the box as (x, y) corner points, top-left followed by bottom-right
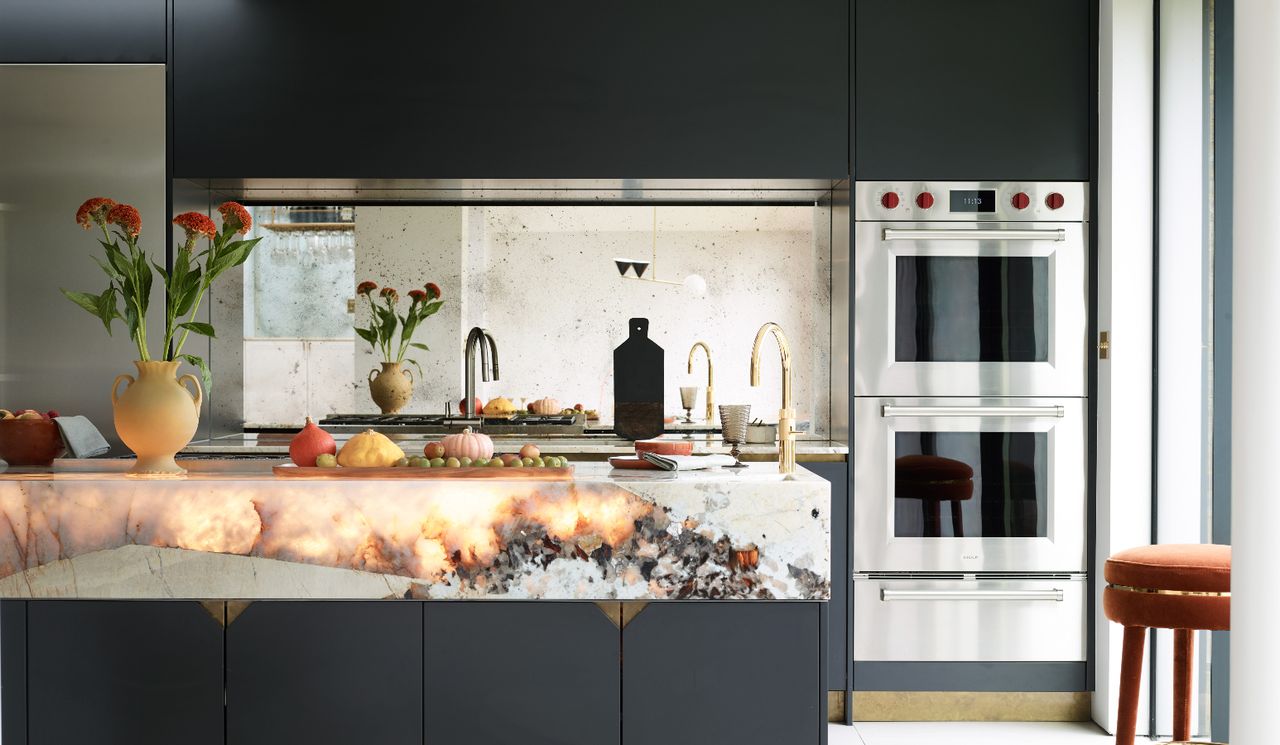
(171, 0), (848, 179)
(0, 0), (166, 62)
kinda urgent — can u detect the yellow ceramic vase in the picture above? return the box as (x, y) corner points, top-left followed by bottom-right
(112, 360), (203, 475)
(369, 361), (413, 414)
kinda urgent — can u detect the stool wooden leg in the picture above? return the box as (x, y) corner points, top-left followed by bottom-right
(1173, 628), (1194, 741)
(949, 500), (965, 537)
(1116, 625), (1146, 745)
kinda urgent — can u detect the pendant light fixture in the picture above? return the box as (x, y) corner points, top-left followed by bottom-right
(614, 206), (707, 296)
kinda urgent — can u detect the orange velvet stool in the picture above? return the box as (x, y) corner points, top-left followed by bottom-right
(1103, 544), (1230, 745)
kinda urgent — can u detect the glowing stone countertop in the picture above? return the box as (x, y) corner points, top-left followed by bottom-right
(0, 460), (830, 601)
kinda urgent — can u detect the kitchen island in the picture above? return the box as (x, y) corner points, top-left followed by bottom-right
(0, 459), (830, 601)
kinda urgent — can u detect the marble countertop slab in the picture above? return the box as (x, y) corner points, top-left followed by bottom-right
(0, 460), (830, 601)
(182, 432), (849, 458)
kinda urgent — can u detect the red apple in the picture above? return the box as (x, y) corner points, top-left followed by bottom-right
(423, 441), (446, 459)
(527, 402), (535, 412)
(458, 397), (483, 415)
(519, 443), (540, 459)
(574, 403), (584, 411)
(499, 453), (520, 467)
(45, 410), (59, 419)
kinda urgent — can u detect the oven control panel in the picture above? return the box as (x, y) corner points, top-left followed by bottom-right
(856, 181), (1087, 222)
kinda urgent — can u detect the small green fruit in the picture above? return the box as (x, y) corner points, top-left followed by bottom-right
(394, 457), (409, 468)
(411, 457), (430, 468)
(445, 457), (461, 468)
(430, 458), (445, 468)
(520, 457), (534, 467)
(532, 456), (545, 467)
(459, 457), (472, 467)
(472, 457), (489, 467)
(489, 458), (505, 468)
(315, 453), (338, 468)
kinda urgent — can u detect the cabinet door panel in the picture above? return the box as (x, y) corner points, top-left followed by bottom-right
(27, 601), (223, 745)
(806, 461), (850, 692)
(0, 0), (165, 62)
(172, 0), (848, 179)
(227, 602), (423, 745)
(623, 602), (820, 745)
(424, 602), (620, 745)
(854, 0), (1091, 180)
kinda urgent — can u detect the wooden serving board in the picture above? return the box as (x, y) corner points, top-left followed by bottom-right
(273, 464), (575, 480)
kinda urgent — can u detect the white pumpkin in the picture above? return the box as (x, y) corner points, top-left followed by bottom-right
(530, 397), (561, 416)
(441, 427), (494, 460)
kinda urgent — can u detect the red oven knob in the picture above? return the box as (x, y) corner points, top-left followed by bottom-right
(1011, 192), (1031, 210)
(881, 192), (900, 209)
(915, 192), (935, 209)
(1045, 192), (1065, 210)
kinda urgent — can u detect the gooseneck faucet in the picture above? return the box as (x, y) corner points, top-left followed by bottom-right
(687, 341), (715, 423)
(750, 322), (796, 474)
(464, 327), (499, 417)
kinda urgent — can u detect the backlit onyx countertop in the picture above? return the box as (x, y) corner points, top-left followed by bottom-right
(0, 460), (831, 601)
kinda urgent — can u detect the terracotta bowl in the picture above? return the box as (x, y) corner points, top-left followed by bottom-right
(0, 419), (66, 467)
(634, 438), (694, 457)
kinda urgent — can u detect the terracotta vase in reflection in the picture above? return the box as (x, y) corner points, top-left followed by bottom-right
(369, 361), (414, 414)
(112, 360), (202, 475)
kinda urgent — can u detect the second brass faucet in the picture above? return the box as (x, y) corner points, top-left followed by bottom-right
(750, 322), (796, 475)
(687, 341), (715, 423)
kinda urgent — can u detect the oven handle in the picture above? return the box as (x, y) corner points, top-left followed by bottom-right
(881, 404), (1065, 418)
(880, 588), (1065, 602)
(882, 228), (1066, 242)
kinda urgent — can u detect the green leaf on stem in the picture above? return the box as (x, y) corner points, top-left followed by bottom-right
(178, 321), (216, 338)
(179, 354), (213, 393)
(409, 342), (430, 351)
(354, 327), (378, 347)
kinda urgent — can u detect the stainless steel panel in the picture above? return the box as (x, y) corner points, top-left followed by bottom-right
(853, 576), (1087, 662)
(852, 397), (1087, 573)
(853, 220), (1088, 397)
(855, 181), (1088, 222)
(0, 66), (166, 451)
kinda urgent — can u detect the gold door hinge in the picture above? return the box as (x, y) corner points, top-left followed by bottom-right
(1098, 331), (1110, 360)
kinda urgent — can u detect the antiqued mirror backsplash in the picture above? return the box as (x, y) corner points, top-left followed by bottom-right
(225, 205), (832, 434)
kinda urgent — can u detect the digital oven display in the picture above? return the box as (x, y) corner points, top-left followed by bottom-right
(949, 189), (997, 213)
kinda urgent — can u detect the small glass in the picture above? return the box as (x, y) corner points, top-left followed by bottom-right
(718, 404), (751, 468)
(679, 386), (700, 423)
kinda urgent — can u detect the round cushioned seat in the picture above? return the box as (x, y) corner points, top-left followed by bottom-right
(1103, 544), (1230, 631)
(894, 455), (975, 501)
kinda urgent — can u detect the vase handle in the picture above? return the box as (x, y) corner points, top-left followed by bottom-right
(403, 367), (414, 384)
(368, 368), (380, 384)
(178, 374), (203, 411)
(111, 374), (135, 406)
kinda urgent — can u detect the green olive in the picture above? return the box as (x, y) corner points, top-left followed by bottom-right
(393, 457), (409, 468)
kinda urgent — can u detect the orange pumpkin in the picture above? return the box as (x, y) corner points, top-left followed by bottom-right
(442, 427), (494, 461)
(289, 417), (337, 467)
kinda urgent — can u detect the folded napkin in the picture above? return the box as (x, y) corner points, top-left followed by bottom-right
(54, 415), (111, 458)
(639, 452), (737, 471)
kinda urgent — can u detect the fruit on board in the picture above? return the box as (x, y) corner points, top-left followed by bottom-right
(393, 457), (410, 468)
(530, 397), (560, 415)
(314, 453), (338, 468)
(423, 441), (446, 459)
(458, 397), (483, 415)
(289, 417), (338, 467)
(531, 456), (545, 468)
(527, 402), (535, 412)
(45, 410), (60, 419)
(0, 410), (13, 420)
(518, 443), (540, 459)
(336, 429), (405, 468)
(429, 457), (445, 468)
(16, 412), (43, 420)
(499, 453), (520, 467)
(441, 427), (494, 460)
(445, 457), (461, 468)
(411, 457), (430, 468)
(521, 456), (534, 467)
(483, 396), (517, 416)
(472, 457), (489, 467)
(574, 403), (584, 411)
(488, 457), (505, 468)
(459, 457), (472, 467)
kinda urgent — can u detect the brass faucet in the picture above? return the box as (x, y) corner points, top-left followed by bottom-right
(687, 341), (715, 423)
(750, 322), (796, 474)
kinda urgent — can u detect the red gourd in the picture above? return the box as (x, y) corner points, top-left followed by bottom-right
(290, 417), (337, 467)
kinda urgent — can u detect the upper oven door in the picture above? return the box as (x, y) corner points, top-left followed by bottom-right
(854, 221), (1087, 397)
(853, 397), (1086, 574)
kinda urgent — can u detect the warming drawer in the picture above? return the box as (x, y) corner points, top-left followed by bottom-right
(853, 575), (1086, 662)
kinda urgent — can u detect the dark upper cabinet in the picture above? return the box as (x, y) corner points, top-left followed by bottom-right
(172, 0), (848, 179)
(854, 0), (1091, 181)
(424, 602), (620, 745)
(226, 602), (423, 745)
(0, 0), (166, 62)
(25, 601), (224, 745)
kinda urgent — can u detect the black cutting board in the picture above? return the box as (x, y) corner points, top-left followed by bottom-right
(613, 318), (664, 440)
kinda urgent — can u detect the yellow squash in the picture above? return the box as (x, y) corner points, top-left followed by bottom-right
(336, 429), (405, 467)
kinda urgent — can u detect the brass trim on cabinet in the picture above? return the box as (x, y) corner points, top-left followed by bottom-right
(850, 691), (1091, 722)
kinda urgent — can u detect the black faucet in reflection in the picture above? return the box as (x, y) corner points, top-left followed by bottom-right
(463, 327), (499, 417)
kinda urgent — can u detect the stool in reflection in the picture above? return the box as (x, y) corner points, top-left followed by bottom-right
(895, 455), (974, 537)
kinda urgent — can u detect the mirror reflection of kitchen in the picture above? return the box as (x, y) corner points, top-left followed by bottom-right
(231, 204), (833, 439)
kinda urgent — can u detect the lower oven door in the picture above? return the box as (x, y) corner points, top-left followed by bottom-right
(853, 397), (1086, 573)
(853, 575), (1087, 662)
